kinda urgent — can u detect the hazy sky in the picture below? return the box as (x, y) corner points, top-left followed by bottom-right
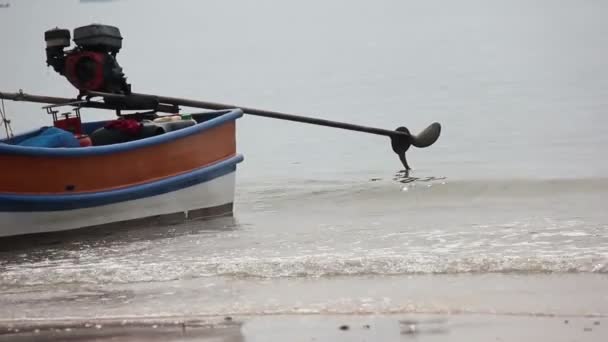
(1, 0), (607, 179)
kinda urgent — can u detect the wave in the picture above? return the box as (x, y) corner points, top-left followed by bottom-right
(2, 254), (607, 286)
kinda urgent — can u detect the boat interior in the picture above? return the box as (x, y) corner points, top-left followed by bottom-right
(1, 106), (233, 148)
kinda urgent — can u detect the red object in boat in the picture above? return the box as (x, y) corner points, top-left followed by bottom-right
(53, 115), (83, 135)
(76, 134), (92, 147)
(104, 118), (142, 136)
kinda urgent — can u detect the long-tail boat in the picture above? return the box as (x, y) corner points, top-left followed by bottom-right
(0, 24), (441, 238)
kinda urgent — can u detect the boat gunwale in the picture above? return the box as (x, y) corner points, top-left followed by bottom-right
(0, 108), (243, 157)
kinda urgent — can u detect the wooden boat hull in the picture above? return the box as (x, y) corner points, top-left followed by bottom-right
(0, 109), (243, 238)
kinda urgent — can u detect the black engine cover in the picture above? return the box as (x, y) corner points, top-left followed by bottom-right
(73, 24), (123, 54)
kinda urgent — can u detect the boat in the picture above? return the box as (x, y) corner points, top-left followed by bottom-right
(0, 102), (243, 238)
(0, 23), (442, 239)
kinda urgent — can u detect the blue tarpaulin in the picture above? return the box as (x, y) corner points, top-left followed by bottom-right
(17, 127), (80, 148)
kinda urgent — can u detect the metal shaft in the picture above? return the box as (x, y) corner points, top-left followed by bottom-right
(0, 91), (77, 105)
(1, 89), (414, 139)
(85, 91), (411, 139)
(0, 91), (177, 113)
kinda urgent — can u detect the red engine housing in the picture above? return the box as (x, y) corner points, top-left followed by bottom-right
(64, 51), (107, 92)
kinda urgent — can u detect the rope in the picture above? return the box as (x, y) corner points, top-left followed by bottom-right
(1, 98), (14, 140)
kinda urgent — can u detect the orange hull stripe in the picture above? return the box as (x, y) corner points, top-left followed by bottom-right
(0, 122), (236, 194)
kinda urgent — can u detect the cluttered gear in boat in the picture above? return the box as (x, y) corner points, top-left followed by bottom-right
(42, 103), (91, 146)
(89, 115), (197, 146)
(12, 102), (198, 148)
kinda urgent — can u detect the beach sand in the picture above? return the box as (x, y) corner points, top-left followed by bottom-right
(1, 274), (606, 341)
(0, 313), (604, 342)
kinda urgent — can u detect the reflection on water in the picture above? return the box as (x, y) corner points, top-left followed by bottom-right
(392, 169), (448, 184)
(0, 216), (240, 263)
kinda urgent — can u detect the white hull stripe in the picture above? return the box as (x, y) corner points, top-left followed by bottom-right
(0, 172), (236, 238)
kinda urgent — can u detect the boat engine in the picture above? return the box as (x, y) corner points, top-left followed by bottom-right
(44, 24), (131, 95)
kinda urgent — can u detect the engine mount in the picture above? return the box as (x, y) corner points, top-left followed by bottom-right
(45, 24), (131, 95)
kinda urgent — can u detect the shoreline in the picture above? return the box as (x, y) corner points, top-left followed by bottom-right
(3, 273), (607, 324)
(0, 312), (604, 342)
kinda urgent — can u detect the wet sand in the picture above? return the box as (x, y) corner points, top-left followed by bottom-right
(3, 273), (606, 321)
(1, 273), (606, 341)
(0, 313), (604, 342)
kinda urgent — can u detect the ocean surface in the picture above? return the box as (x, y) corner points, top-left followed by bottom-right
(1, 0), (608, 327)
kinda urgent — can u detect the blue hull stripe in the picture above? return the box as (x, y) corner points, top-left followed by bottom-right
(0, 154), (243, 212)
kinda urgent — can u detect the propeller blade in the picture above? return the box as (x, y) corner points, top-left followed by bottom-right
(410, 122), (442, 148)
